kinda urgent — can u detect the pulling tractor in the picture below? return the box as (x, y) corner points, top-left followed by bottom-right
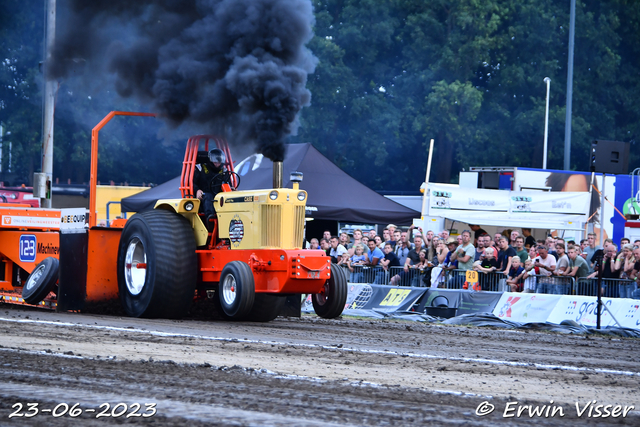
(0, 111), (348, 321)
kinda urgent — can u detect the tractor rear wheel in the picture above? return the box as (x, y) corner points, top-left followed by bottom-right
(247, 294), (286, 322)
(218, 261), (255, 320)
(117, 210), (197, 318)
(312, 264), (347, 319)
(22, 257), (59, 305)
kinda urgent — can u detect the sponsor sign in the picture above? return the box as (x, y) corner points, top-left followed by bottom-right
(511, 190), (590, 216)
(60, 208), (88, 230)
(1, 215), (60, 229)
(457, 291), (502, 315)
(493, 293), (562, 323)
(19, 235), (37, 262)
(37, 242), (59, 255)
(372, 287), (426, 312)
(546, 296), (617, 327)
(229, 215), (244, 247)
(612, 300), (640, 329)
(427, 182), (590, 230)
(345, 284), (374, 310)
(322, 284), (427, 313)
(429, 185), (510, 213)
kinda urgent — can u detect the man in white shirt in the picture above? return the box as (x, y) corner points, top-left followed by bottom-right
(329, 236), (347, 264)
(532, 242), (556, 293)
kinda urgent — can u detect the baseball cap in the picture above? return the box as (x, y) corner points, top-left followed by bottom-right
(446, 237), (457, 245)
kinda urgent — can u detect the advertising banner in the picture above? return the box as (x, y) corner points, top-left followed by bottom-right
(429, 185), (510, 214)
(60, 208), (88, 232)
(344, 283), (375, 310)
(457, 292), (503, 315)
(493, 293), (562, 323)
(303, 284), (427, 314)
(1, 215), (60, 229)
(546, 296), (617, 327)
(417, 289), (463, 313)
(511, 190), (590, 216)
(365, 285), (427, 312)
(427, 183), (589, 230)
(611, 299), (640, 329)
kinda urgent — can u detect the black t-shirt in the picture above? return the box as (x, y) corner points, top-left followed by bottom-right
(481, 258), (498, 270)
(497, 247), (516, 271)
(599, 256), (620, 279)
(406, 248), (422, 265)
(524, 235), (536, 248)
(383, 251), (401, 267)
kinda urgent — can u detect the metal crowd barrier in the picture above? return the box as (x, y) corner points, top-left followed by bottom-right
(526, 275), (575, 295)
(345, 266), (428, 287)
(343, 265), (590, 295)
(343, 266), (640, 299)
(575, 278), (637, 298)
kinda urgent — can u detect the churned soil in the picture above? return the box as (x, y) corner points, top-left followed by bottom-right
(0, 302), (638, 426)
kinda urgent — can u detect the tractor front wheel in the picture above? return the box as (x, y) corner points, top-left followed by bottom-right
(117, 210), (197, 318)
(218, 261), (255, 320)
(312, 264), (347, 319)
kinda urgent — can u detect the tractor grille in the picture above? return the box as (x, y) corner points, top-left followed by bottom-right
(293, 205), (305, 248)
(260, 204), (305, 248)
(261, 205), (281, 247)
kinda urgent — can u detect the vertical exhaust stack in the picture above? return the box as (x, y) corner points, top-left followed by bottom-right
(273, 161), (283, 188)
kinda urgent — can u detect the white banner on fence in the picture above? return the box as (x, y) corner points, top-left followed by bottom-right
(493, 293), (562, 323)
(546, 296), (618, 328)
(429, 185), (510, 213)
(511, 190), (590, 216)
(427, 184), (590, 230)
(610, 299), (640, 329)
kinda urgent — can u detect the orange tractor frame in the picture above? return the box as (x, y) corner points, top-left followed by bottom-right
(0, 112), (347, 321)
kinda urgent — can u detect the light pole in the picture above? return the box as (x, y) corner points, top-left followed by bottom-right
(564, 0), (576, 170)
(41, 0), (57, 207)
(543, 77), (551, 170)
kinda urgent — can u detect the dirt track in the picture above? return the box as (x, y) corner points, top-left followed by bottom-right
(0, 302), (638, 426)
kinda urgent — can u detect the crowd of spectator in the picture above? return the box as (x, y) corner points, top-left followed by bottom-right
(310, 225), (640, 298)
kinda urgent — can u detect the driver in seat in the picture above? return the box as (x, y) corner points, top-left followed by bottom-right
(194, 148), (234, 220)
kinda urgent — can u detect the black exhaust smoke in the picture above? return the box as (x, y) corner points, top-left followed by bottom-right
(49, 0), (317, 162)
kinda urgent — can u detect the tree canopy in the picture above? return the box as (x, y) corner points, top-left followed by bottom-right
(1, 0), (639, 191)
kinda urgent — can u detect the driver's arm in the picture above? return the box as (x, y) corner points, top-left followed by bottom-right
(225, 171), (237, 190)
(193, 167), (204, 199)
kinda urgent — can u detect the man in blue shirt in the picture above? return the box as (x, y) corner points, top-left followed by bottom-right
(366, 238), (384, 266)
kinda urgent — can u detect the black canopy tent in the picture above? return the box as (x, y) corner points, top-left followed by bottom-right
(121, 143), (418, 225)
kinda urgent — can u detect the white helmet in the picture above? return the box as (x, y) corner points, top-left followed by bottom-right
(208, 148), (225, 164)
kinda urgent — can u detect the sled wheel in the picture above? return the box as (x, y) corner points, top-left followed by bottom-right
(22, 257), (59, 304)
(218, 261), (255, 320)
(247, 294), (286, 322)
(117, 210), (197, 318)
(312, 263), (348, 319)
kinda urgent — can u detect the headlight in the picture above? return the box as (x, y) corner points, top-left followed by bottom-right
(297, 191), (306, 201)
(269, 190), (279, 200)
(184, 201), (194, 211)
